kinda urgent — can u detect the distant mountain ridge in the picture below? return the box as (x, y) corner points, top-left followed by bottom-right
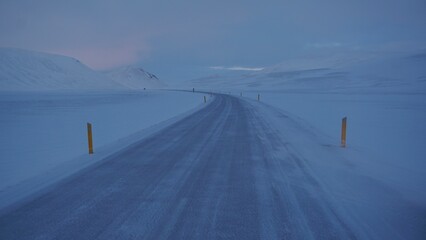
(189, 51), (426, 94)
(0, 48), (165, 91)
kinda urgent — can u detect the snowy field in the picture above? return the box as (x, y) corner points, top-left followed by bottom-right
(226, 91), (425, 239)
(241, 91), (426, 205)
(0, 90), (206, 207)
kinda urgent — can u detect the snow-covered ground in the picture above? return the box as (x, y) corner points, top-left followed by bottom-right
(242, 91), (426, 205)
(238, 95), (426, 239)
(0, 90), (207, 208)
(1, 47), (425, 238)
(182, 49), (426, 238)
(188, 50), (426, 209)
(1, 93), (423, 239)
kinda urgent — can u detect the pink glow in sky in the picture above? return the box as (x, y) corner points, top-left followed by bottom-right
(49, 41), (151, 70)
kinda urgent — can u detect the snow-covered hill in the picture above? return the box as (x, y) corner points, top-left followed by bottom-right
(105, 66), (167, 89)
(0, 48), (126, 91)
(0, 48), (165, 91)
(190, 51), (426, 94)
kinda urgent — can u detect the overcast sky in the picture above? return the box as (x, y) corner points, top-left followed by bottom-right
(1, 0), (425, 82)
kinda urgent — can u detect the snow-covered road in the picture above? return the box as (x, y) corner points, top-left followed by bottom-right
(0, 94), (417, 239)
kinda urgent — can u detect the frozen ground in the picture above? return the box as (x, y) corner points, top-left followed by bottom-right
(1, 93), (424, 239)
(240, 91), (426, 206)
(0, 90), (206, 208)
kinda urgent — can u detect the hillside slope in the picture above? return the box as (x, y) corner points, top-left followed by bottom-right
(105, 66), (167, 89)
(0, 48), (166, 91)
(0, 48), (125, 91)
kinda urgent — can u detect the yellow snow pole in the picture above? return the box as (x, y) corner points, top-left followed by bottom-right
(87, 123), (94, 154)
(341, 117), (347, 148)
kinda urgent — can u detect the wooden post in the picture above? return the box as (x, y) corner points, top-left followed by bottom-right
(341, 117), (347, 148)
(204, 96), (207, 103)
(192, 88), (195, 93)
(240, 92), (242, 97)
(257, 94), (260, 101)
(87, 123), (94, 154)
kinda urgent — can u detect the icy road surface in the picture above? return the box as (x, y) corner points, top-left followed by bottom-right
(0, 94), (396, 239)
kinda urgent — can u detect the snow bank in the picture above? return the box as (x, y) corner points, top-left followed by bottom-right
(0, 90), (208, 209)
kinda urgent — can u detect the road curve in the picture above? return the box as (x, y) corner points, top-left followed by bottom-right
(0, 94), (357, 239)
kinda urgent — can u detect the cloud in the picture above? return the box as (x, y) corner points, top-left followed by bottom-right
(209, 66), (264, 71)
